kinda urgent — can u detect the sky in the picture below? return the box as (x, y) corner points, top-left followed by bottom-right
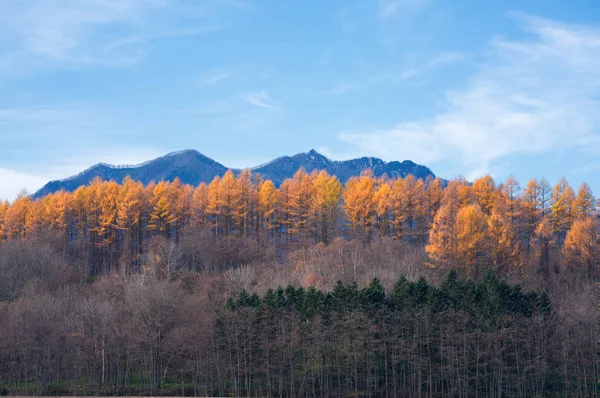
(2, 0), (600, 200)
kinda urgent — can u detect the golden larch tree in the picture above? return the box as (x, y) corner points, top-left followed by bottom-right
(573, 182), (595, 220)
(374, 180), (392, 237)
(343, 171), (376, 241)
(191, 183), (209, 225)
(520, 179), (542, 251)
(426, 203), (458, 269)
(487, 208), (521, 271)
(311, 170), (341, 244)
(455, 204), (489, 282)
(562, 217), (597, 280)
(258, 179), (278, 240)
(4, 192), (31, 239)
(550, 177), (575, 247)
(207, 176), (222, 236)
(472, 175), (496, 215)
(390, 177), (407, 239)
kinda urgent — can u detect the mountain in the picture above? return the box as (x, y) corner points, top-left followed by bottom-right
(34, 150), (229, 198)
(33, 149), (438, 198)
(251, 149), (435, 185)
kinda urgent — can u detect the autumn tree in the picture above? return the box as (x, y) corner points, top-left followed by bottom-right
(343, 171), (376, 241)
(4, 192), (31, 240)
(277, 178), (294, 245)
(149, 181), (180, 238)
(288, 168), (314, 244)
(257, 179), (278, 241)
(310, 170), (341, 244)
(191, 183), (209, 225)
(549, 178), (575, 248)
(563, 217), (597, 280)
(373, 180), (392, 237)
(455, 204), (489, 281)
(472, 175), (496, 215)
(573, 182), (595, 220)
(234, 169), (257, 238)
(396, 175), (423, 242)
(423, 177), (443, 232)
(520, 179), (542, 252)
(487, 208), (520, 271)
(117, 177), (147, 270)
(390, 177), (407, 239)
(426, 203), (458, 269)
(207, 175), (222, 236)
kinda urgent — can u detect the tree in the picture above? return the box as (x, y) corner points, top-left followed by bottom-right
(258, 179), (278, 240)
(498, 176), (520, 224)
(550, 178), (575, 248)
(398, 175), (422, 242)
(563, 217), (597, 280)
(390, 177), (407, 238)
(487, 208), (521, 271)
(234, 169), (257, 238)
(423, 177), (443, 232)
(311, 171), (341, 244)
(343, 171), (376, 241)
(218, 171), (238, 236)
(521, 179), (542, 252)
(4, 192), (31, 239)
(96, 181), (120, 272)
(288, 169), (314, 244)
(374, 181), (392, 237)
(472, 175), (496, 215)
(192, 183), (210, 225)
(149, 181), (180, 238)
(207, 176), (222, 236)
(278, 179), (294, 245)
(426, 203), (458, 269)
(573, 182), (595, 220)
(117, 177), (146, 271)
(455, 204), (488, 281)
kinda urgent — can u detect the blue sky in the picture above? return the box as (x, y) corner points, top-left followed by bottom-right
(2, 0), (600, 200)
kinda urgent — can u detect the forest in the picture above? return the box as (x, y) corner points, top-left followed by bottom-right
(0, 169), (597, 397)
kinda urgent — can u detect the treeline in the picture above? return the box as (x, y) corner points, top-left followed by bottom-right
(0, 169), (597, 282)
(0, 238), (596, 397)
(217, 272), (556, 397)
(0, 245), (595, 397)
(0, 169), (597, 396)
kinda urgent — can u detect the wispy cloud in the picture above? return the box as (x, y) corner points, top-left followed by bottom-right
(0, 0), (236, 77)
(198, 69), (240, 86)
(245, 90), (282, 110)
(330, 51), (463, 95)
(338, 14), (600, 179)
(379, 0), (432, 21)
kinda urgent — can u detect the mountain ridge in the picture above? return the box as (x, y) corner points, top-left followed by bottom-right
(33, 149), (439, 198)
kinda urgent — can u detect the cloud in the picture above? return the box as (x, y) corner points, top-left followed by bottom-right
(338, 14), (600, 180)
(0, 168), (49, 201)
(0, 145), (164, 201)
(0, 0), (234, 77)
(198, 69), (239, 86)
(379, 0), (432, 21)
(330, 52), (462, 95)
(245, 91), (282, 110)
(331, 81), (360, 96)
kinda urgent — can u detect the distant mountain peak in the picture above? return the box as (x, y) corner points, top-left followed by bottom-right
(33, 149), (439, 198)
